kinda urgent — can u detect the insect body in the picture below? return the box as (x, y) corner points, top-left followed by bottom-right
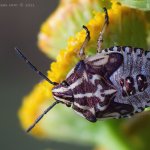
(53, 46), (150, 122)
(15, 8), (150, 132)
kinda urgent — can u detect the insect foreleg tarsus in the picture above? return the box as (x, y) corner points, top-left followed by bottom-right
(97, 7), (109, 53)
(78, 25), (90, 60)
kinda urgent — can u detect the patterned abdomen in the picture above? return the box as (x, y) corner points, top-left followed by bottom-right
(104, 46), (150, 118)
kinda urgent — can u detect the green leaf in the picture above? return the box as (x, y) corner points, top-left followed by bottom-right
(118, 0), (150, 10)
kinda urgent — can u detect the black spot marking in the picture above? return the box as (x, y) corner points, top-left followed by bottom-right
(120, 77), (136, 97)
(104, 48), (108, 52)
(130, 112), (134, 116)
(109, 47), (114, 51)
(138, 107), (144, 111)
(109, 46), (121, 52)
(134, 48), (143, 57)
(125, 76), (136, 95)
(116, 46), (121, 51)
(136, 74), (148, 92)
(62, 80), (69, 86)
(147, 100), (150, 103)
(119, 78), (124, 87)
(144, 51), (149, 55)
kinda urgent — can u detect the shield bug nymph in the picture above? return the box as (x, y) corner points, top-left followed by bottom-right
(16, 7), (150, 133)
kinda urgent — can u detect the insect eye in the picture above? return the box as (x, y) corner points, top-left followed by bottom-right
(62, 81), (69, 86)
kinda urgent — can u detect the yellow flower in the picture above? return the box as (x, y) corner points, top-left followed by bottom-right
(18, 1), (149, 149)
(19, 8), (104, 138)
(38, 0), (111, 59)
(18, 81), (52, 137)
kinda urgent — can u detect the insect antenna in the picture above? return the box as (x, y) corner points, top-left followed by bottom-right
(15, 47), (58, 85)
(26, 101), (59, 133)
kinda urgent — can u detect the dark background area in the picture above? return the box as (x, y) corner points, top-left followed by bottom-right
(0, 1), (92, 150)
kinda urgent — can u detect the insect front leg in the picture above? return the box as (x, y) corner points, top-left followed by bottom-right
(78, 25), (90, 60)
(97, 7), (109, 53)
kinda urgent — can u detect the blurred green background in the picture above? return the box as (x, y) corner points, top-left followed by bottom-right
(0, 1), (91, 150)
(1, 1), (150, 150)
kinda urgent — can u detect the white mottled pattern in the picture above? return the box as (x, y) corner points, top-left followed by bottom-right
(66, 67), (75, 78)
(69, 78), (83, 90)
(125, 47), (130, 53)
(146, 52), (150, 59)
(53, 96), (72, 104)
(92, 56), (109, 66)
(103, 89), (116, 95)
(90, 108), (95, 115)
(86, 53), (106, 61)
(90, 74), (101, 85)
(136, 49), (141, 55)
(74, 102), (89, 110)
(74, 93), (93, 99)
(53, 78), (83, 103)
(53, 77), (83, 93)
(74, 102), (95, 115)
(86, 54), (109, 66)
(113, 46), (118, 51)
(83, 71), (88, 81)
(103, 112), (120, 118)
(52, 87), (68, 93)
(96, 103), (108, 111)
(74, 85), (116, 102)
(94, 85), (104, 101)
(73, 110), (85, 118)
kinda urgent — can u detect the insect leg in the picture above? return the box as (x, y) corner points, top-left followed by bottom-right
(78, 25), (90, 60)
(97, 7), (109, 53)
